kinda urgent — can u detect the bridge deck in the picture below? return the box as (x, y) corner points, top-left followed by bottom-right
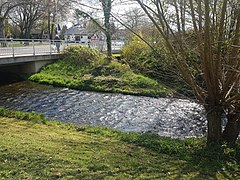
(0, 39), (123, 67)
(0, 53), (61, 66)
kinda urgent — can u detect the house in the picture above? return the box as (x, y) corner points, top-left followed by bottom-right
(31, 32), (49, 39)
(64, 26), (95, 43)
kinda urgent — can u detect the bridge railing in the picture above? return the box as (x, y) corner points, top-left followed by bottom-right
(0, 38), (67, 57)
(0, 38), (124, 57)
(90, 39), (124, 52)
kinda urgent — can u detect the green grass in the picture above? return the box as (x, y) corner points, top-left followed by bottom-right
(0, 108), (239, 179)
(29, 45), (173, 97)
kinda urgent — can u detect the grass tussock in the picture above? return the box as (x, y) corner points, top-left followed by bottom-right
(0, 108), (239, 179)
(29, 45), (172, 97)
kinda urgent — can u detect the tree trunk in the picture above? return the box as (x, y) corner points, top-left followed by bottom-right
(0, 18), (5, 38)
(47, 10), (51, 39)
(102, 0), (112, 57)
(222, 114), (240, 144)
(51, 23), (55, 39)
(180, 0), (186, 34)
(206, 106), (222, 144)
(106, 32), (112, 57)
(173, 0), (181, 34)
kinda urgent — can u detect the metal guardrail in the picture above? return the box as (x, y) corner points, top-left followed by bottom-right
(0, 38), (124, 57)
(0, 38), (66, 57)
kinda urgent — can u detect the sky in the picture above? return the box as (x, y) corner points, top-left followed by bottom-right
(63, 0), (140, 28)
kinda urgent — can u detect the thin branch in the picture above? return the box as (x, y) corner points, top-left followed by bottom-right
(75, 9), (107, 33)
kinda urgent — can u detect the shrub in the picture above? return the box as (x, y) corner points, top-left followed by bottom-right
(122, 35), (175, 82)
(63, 45), (107, 67)
(122, 35), (149, 62)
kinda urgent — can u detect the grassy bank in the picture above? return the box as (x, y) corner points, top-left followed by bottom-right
(29, 45), (172, 97)
(0, 108), (239, 179)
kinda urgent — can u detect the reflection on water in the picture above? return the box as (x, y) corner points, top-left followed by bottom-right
(0, 81), (207, 138)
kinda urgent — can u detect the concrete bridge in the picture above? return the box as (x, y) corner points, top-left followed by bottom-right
(0, 54), (61, 74)
(0, 38), (123, 74)
(0, 39), (65, 74)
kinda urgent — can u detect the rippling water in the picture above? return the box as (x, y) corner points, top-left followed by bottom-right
(0, 81), (207, 138)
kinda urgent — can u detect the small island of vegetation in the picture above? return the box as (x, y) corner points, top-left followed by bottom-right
(29, 45), (173, 97)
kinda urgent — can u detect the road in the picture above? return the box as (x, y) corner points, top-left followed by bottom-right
(0, 40), (123, 58)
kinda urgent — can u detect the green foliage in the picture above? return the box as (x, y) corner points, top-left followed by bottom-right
(122, 73), (159, 88)
(122, 35), (174, 80)
(0, 107), (47, 124)
(122, 34), (150, 62)
(122, 35), (198, 97)
(29, 45), (173, 97)
(62, 45), (107, 67)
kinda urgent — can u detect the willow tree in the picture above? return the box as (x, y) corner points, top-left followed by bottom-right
(136, 0), (240, 144)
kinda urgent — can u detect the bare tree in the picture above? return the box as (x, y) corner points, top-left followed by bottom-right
(6, 0), (75, 39)
(9, 0), (45, 39)
(45, 0), (75, 39)
(0, 0), (22, 38)
(123, 7), (146, 31)
(136, 0), (240, 144)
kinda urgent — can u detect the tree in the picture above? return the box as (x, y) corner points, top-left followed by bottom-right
(0, 0), (22, 38)
(123, 7), (146, 31)
(136, 0), (240, 144)
(9, 0), (45, 39)
(45, 0), (75, 39)
(75, 0), (113, 57)
(5, 0), (75, 39)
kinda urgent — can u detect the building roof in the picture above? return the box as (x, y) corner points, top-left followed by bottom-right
(64, 26), (93, 35)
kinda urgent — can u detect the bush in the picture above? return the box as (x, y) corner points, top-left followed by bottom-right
(63, 45), (107, 67)
(122, 35), (175, 81)
(122, 35), (149, 62)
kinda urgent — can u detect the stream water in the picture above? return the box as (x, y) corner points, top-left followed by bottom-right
(0, 81), (207, 138)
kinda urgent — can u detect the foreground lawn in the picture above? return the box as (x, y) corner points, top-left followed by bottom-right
(0, 115), (239, 179)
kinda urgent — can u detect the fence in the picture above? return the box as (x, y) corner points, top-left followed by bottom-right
(0, 38), (124, 57)
(0, 38), (66, 57)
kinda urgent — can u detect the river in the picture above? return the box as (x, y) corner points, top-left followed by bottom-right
(0, 81), (207, 138)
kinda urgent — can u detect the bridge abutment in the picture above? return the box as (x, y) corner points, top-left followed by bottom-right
(22, 60), (53, 74)
(0, 54), (61, 74)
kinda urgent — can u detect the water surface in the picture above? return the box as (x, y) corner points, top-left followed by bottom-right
(0, 81), (206, 138)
